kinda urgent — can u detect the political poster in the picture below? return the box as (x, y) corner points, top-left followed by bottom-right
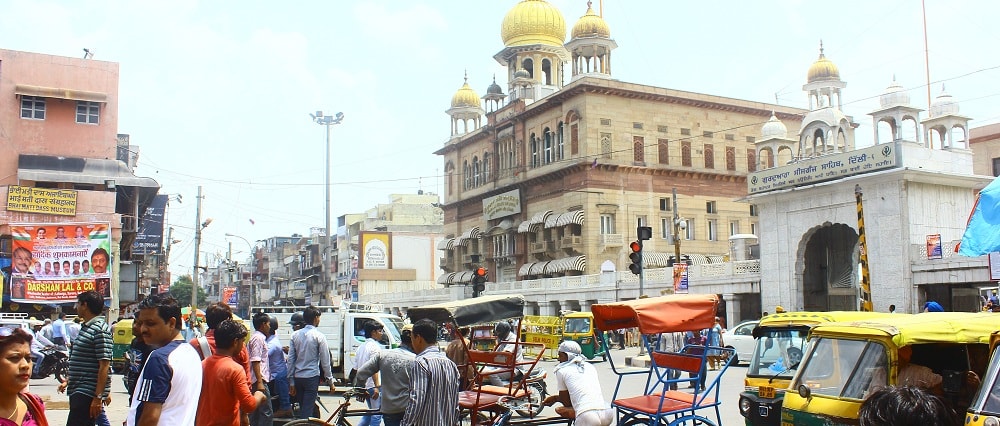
(673, 264), (689, 294)
(9, 223), (113, 303)
(222, 287), (238, 308)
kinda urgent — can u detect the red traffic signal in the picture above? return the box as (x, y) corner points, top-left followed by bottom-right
(628, 240), (642, 275)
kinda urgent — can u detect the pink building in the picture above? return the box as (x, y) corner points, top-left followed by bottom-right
(0, 49), (158, 313)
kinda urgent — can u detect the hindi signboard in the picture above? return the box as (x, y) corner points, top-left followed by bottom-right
(9, 223), (112, 303)
(747, 144), (899, 195)
(359, 232), (391, 269)
(6, 186), (78, 216)
(482, 189), (521, 220)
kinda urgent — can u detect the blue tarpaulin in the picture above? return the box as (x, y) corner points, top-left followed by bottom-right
(959, 176), (1000, 256)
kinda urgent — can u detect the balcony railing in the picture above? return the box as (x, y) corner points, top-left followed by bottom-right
(560, 235), (582, 252)
(599, 233), (623, 248)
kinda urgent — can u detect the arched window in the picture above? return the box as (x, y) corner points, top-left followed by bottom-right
(557, 122), (565, 160)
(522, 58), (534, 79)
(472, 156), (480, 187)
(483, 152), (491, 181)
(542, 59), (552, 85)
(530, 133), (539, 167)
(543, 128), (553, 164)
(463, 161), (470, 189)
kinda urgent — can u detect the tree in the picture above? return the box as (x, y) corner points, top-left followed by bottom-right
(169, 275), (207, 308)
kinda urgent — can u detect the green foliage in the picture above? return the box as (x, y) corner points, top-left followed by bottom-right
(169, 275), (208, 308)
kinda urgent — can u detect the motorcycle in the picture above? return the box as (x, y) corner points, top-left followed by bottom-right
(32, 347), (69, 382)
(496, 368), (548, 418)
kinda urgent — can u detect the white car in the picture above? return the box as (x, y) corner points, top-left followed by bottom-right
(724, 320), (759, 365)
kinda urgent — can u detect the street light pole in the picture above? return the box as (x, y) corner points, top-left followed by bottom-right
(311, 111), (344, 298)
(673, 188), (681, 262)
(225, 233), (254, 308)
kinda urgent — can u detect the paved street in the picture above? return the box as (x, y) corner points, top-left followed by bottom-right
(33, 345), (747, 426)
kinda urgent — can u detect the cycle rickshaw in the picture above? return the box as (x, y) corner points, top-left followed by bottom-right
(591, 294), (736, 426)
(407, 294), (554, 425)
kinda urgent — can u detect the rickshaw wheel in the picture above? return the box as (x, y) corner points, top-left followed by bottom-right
(514, 383), (545, 418)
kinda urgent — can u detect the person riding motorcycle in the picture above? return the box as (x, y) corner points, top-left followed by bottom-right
(30, 321), (55, 377)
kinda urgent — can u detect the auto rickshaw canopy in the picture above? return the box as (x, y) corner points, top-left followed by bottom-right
(810, 311), (999, 347)
(752, 310), (897, 338)
(406, 294), (525, 327)
(591, 293), (718, 334)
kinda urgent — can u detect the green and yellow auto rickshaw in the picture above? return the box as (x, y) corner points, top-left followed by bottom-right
(965, 331), (1000, 426)
(561, 311), (604, 360)
(782, 312), (995, 426)
(111, 318), (133, 373)
(738, 311), (896, 426)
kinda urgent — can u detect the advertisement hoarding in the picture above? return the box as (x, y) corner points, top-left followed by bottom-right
(9, 223), (113, 303)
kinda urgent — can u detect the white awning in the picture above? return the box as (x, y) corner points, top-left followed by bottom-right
(518, 262), (534, 277)
(436, 238), (456, 250)
(517, 210), (552, 233)
(528, 261), (550, 276)
(643, 252), (672, 268)
(455, 227), (482, 246)
(437, 272), (455, 284)
(453, 270), (474, 283)
(545, 210), (585, 228)
(545, 255), (587, 273)
(487, 219), (515, 235)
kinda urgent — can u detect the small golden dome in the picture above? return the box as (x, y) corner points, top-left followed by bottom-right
(807, 42), (840, 83)
(571, 2), (610, 39)
(501, 0), (566, 47)
(451, 78), (481, 108)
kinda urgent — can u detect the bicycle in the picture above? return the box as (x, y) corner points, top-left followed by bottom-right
(471, 396), (572, 426)
(282, 387), (380, 426)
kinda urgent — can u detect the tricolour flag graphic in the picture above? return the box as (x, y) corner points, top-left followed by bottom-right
(88, 224), (110, 239)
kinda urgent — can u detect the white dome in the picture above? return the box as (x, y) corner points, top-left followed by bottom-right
(930, 87), (960, 117)
(879, 77), (910, 108)
(761, 112), (788, 139)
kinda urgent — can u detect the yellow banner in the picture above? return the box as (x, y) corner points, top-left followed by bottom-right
(6, 186), (77, 216)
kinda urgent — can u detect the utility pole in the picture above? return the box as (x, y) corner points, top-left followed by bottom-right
(192, 186), (203, 310)
(673, 188), (681, 262)
(159, 226), (174, 293)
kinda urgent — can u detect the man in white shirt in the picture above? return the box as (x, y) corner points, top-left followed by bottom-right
(543, 341), (613, 426)
(353, 320), (384, 426)
(30, 321), (55, 377)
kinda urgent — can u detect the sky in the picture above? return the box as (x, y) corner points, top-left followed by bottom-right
(2, 0), (999, 279)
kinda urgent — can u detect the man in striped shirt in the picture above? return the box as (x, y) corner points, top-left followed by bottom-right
(58, 290), (113, 426)
(401, 319), (459, 426)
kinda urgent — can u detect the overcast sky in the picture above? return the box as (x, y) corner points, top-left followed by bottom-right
(2, 1), (998, 279)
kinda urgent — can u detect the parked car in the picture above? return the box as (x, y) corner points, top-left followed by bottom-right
(724, 320), (759, 365)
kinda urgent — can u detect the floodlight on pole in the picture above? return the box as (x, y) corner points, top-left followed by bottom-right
(312, 110), (344, 298)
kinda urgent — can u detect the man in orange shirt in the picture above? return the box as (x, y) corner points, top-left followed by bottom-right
(196, 319), (266, 426)
(191, 303), (251, 378)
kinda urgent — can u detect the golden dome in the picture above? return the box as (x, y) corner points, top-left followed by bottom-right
(451, 78), (481, 108)
(807, 42), (840, 83)
(501, 0), (566, 47)
(571, 2), (610, 39)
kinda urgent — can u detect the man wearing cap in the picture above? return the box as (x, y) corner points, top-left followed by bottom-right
(355, 325), (415, 426)
(543, 341), (613, 426)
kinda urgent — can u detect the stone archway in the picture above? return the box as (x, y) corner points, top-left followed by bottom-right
(798, 223), (859, 311)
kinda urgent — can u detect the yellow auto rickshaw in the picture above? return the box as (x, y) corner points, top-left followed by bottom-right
(965, 331), (1000, 425)
(112, 318), (134, 373)
(738, 311), (896, 426)
(782, 312), (995, 426)
(561, 311), (604, 360)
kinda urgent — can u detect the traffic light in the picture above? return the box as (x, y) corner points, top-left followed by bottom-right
(472, 267), (488, 297)
(628, 241), (643, 275)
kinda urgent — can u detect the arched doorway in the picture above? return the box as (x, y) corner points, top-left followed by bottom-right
(799, 223), (859, 311)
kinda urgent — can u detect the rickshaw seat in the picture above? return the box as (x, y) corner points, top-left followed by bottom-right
(471, 385), (530, 398)
(651, 351), (703, 373)
(613, 394), (694, 414)
(458, 390), (501, 409)
(468, 350), (515, 367)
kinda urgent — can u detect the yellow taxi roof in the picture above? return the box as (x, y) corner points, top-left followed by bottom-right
(758, 311), (897, 328)
(810, 312), (1000, 347)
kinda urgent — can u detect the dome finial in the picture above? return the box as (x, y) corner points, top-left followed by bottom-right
(819, 39), (824, 56)
(464, 69), (468, 84)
